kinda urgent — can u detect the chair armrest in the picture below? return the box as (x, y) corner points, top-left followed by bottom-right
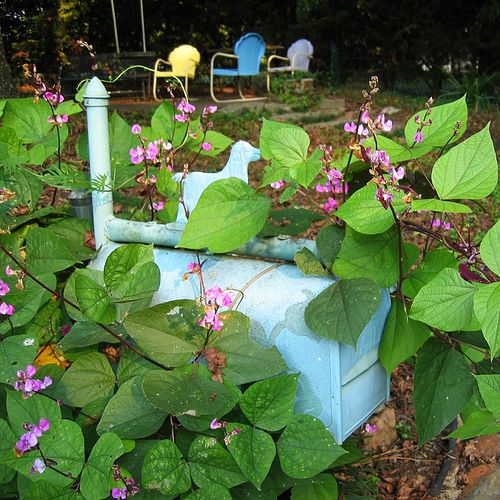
(154, 58), (171, 72)
(267, 54), (290, 70)
(290, 52), (313, 68)
(210, 52), (239, 73)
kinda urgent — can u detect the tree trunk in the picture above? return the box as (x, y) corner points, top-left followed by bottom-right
(0, 25), (18, 98)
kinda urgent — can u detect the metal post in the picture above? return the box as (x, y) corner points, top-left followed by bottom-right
(83, 77), (114, 249)
(110, 0), (120, 54)
(139, 0), (147, 52)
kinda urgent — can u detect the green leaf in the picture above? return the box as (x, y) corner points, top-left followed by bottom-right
(59, 321), (116, 351)
(6, 389), (62, 434)
(2, 99), (53, 143)
(260, 118), (309, 168)
(335, 184), (406, 235)
(414, 338), (475, 445)
(207, 311), (287, 385)
(141, 439), (191, 497)
(240, 374), (298, 431)
(151, 101), (189, 148)
(304, 278), (381, 347)
(480, 220), (500, 276)
(0, 273), (56, 334)
(156, 167), (180, 198)
(258, 208), (323, 238)
(291, 474), (339, 500)
(187, 129), (233, 157)
(1, 168), (43, 209)
(316, 224), (345, 269)
(289, 148), (323, 188)
(474, 282), (500, 358)
(186, 484), (231, 499)
(80, 432), (124, 500)
(405, 95), (467, 150)
(403, 249), (458, 299)
(333, 226), (419, 288)
(188, 436), (247, 489)
(21, 479), (84, 499)
(103, 244), (160, 305)
(55, 352), (115, 407)
(117, 349), (158, 385)
(142, 364), (241, 417)
(379, 299), (431, 373)
(0, 417), (37, 477)
(410, 268), (479, 331)
(75, 273), (116, 324)
(123, 301), (204, 367)
(97, 376), (167, 439)
(294, 248), (327, 276)
(277, 414), (345, 478)
(411, 199), (472, 213)
(226, 423), (276, 489)
(26, 227), (84, 274)
(474, 375), (500, 417)
(0, 334), (39, 383)
(39, 419), (85, 487)
(361, 135), (414, 162)
(432, 123), (497, 199)
(46, 219), (94, 262)
(447, 409), (500, 439)
(179, 178), (271, 253)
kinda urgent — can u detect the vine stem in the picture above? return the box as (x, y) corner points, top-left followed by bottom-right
(388, 204), (406, 312)
(0, 244), (172, 372)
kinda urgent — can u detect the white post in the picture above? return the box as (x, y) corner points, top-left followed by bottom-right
(84, 77), (114, 249)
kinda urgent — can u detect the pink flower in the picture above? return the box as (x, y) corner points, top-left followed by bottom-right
(15, 419), (50, 454)
(377, 114), (393, 132)
(344, 122), (357, 133)
(323, 197), (338, 213)
(326, 169), (342, 181)
(205, 286), (233, 308)
(201, 142), (212, 151)
(111, 487), (127, 499)
(47, 114), (68, 127)
(357, 124), (369, 137)
(13, 365), (52, 398)
(5, 266), (15, 276)
(210, 418), (224, 430)
(432, 219), (451, 231)
(152, 201), (164, 211)
(177, 98), (195, 113)
(198, 310), (224, 331)
(389, 166), (405, 182)
(131, 124), (142, 135)
(187, 262), (201, 273)
(270, 180), (285, 189)
(145, 142), (159, 161)
(375, 186), (393, 208)
(370, 149), (390, 168)
(174, 113), (188, 123)
(414, 130), (423, 143)
(0, 280), (10, 296)
(129, 146), (144, 165)
(361, 109), (370, 123)
(0, 302), (14, 315)
(203, 105), (218, 117)
(365, 423), (378, 433)
(43, 92), (64, 105)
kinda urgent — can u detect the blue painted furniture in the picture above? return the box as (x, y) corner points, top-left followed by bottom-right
(210, 33), (266, 103)
(84, 77), (391, 443)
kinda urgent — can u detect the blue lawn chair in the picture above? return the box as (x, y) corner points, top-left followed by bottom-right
(210, 32), (266, 103)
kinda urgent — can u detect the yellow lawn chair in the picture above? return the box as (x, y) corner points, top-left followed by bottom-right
(153, 45), (201, 100)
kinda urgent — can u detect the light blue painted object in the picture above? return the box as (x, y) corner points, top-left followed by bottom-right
(210, 33), (266, 103)
(84, 77), (391, 443)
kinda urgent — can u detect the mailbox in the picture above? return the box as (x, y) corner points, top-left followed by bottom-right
(84, 77), (391, 444)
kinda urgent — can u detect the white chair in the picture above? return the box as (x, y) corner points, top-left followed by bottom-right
(267, 39), (314, 92)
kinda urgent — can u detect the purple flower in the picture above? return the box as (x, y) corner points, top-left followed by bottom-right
(111, 487), (128, 499)
(129, 146), (144, 165)
(174, 113), (188, 123)
(365, 423), (378, 433)
(16, 432), (38, 453)
(414, 130), (423, 143)
(145, 142), (159, 161)
(43, 92), (64, 105)
(13, 366), (52, 398)
(377, 114), (393, 132)
(5, 266), (15, 276)
(344, 122), (357, 133)
(270, 180), (285, 189)
(205, 286), (233, 308)
(432, 219), (451, 231)
(210, 418), (224, 430)
(201, 142), (212, 152)
(177, 98), (195, 114)
(30, 458), (46, 474)
(0, 280), (10, 296)
(389, 166), (405, 182)
(323, 197), (338, 213)
(202, 105), (217, 117)
(47, 114), (68, 127)
(0, 302), (14, 316)
(131, 124), (142, 135)
(326, 168), (342, 181)
(361, 109), (370, 123)
(370, 149), (390, 168)
(187, 262), (201, 274)
(198, 310), (223, 331)
(357, 124), (369, 137)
